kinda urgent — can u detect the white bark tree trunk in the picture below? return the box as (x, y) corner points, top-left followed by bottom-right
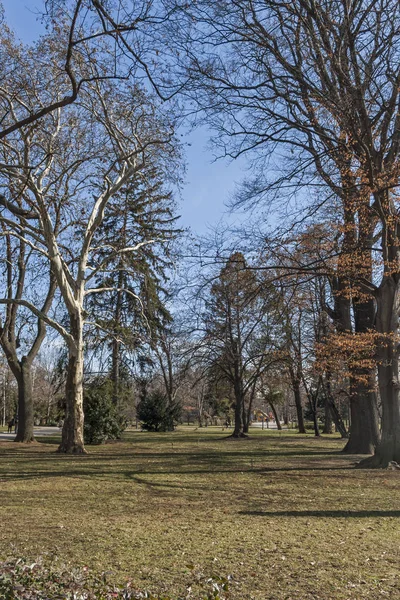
(58, 315), (86, 454)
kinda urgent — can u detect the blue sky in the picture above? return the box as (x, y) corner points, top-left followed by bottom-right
(2, 0), (247, 235)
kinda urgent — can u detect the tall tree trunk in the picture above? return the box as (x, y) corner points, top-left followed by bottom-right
(330, 273), (379, 453)
(58, 318), (86, 454)
(0, 266), (56, 444)
(243, 386), (256, 434)
(233, 392), (243, 436)
(14, 357), (34, 443)
(323, 401), (333, 434)
(358, 278), (400, 467)
(232, 382), (245, 437)
(283, 401), (289, 426)
(291, 373), (306, 433)
(343, 298), (380, 454)
(343, 375), (379, 454)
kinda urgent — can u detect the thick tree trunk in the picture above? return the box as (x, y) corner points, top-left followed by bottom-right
(310, 396), (320, 437)
(344, 298), (380, 454)
(358, 279), (400, 467)
(233, 393), (243, 436)
(329, 276), (378, 450)
(345, 398), (377, 454)
(323, 402), (333, 434)
(231, 382), (247, 438)
(292, 379), (306, 433)
(243, 386), (256, 434)
(58, 319), (86, 454)
(283, 402), (289, 426)
(343, 375), (379, 454)
(14, 357), (35, 443)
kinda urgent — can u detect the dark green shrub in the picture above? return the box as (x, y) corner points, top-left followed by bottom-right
(83, 378), (125, 444)
(137, 390), (181, 432)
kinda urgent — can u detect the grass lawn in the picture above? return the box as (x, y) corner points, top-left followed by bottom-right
(0, 427), (399, 599)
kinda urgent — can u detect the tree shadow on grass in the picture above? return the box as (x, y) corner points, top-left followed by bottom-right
(239, 509), (400, 518)
(2, 441), (348, 461)
(0, 461), (359, 487)
(0, 441), (359, 482)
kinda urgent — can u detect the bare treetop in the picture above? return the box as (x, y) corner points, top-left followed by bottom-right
(0, 0), (183, 139)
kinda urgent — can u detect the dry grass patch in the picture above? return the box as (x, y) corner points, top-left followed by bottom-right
(0, 427), (399, 599)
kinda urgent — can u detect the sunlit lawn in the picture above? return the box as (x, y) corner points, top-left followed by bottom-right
(0, 426), (399, 599)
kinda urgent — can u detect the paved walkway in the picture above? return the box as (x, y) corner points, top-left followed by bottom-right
(251, 421), (287, 430)
(0, 426), (60, 441)
(0, 424), (287, 441)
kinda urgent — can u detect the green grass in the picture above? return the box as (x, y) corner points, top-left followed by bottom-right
(0, 427), (399, 599)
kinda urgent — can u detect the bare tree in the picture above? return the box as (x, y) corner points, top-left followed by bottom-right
(0, 228), (56, 442)
(175, 0), (400, 466)
(0, 52), (178, 453)
(0, 0), (182, 139)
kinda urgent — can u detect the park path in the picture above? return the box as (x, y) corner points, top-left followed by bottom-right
(0, 424), (286, 441)
(251, 421), (287, 429)
(0, 426), (60, 441)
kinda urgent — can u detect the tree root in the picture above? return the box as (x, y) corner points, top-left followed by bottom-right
(57, 444), (88, 455)
(226, 432), (249, 439)
(355, 454), (389, 469)
(342, 440), (374, 455)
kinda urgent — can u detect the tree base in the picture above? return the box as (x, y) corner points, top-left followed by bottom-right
(342, 441), (374, 455)
(57, 443), (88, 454)
(14, 435), (36, 443)
(355, 454), (388, 469)
(227, 432), (249, 439)
(355, 441), (400, 469)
